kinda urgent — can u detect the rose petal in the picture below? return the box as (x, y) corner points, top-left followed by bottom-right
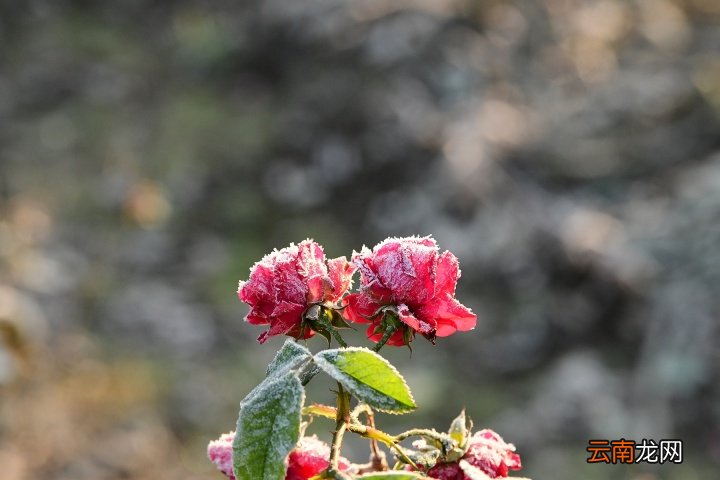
(272, 254), (308, 306)
(435, 250), (460, 297)
(365, 324), (407, 346)
(296, 240), (328, 303)
(374, 240), (437, 304)
(245, 307), (269, 325)
(342, 293), (382, 324)
(431, 296), (477, 337)
(426, 462), (463, 480)
(397, 303), (434, 334)
(464, 429), (522, 478)
(257, 301), (306, 343)
(326, 256), (356, 302)
(207, 431), (236, 479)
(286, 435), (350, 480)
(305, 276), (327, 304)
(238, 263), (273, 306)
(353, 247), (393, 302)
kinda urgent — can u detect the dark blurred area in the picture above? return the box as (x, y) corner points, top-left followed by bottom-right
(1, 0), (719, 479)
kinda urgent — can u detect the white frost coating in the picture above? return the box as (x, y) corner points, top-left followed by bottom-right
(459, 460), (494, 480)
(373, 235), (437, 252)
(352, 246), (384, 292)
(313, 347), (416, 414)
(355, 235), (450, 304)
(399, 245), (417, 278)
(266, 339), (313, 377)
(234, 372), (305, 480)
(459, 460), (532, 480)
(356, 472), (427, 479)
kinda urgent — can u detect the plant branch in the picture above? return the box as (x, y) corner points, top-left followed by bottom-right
(322, 307), (348, 348)
(351, 403), (387, 471)
(330, 328), (348, 348)
(327, 383), (351, 472)
(302, 403), (337, 420)
(394, 428), (458, 455)
(372, 325), (397, 352)
(346, 423), (417, 469)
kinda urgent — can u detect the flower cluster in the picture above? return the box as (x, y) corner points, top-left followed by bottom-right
(209, 235), (529, 480)
(209, 426), (523, 480)
(237, 236), (477, 348)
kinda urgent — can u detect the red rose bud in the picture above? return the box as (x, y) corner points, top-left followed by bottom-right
(207, 431), (236, 479)
(286, 435), (352, 480)
(238, 239), (356, 343)
(207, 433), (351, 480)
(342, 236), (476, 347)
(426, 429), (522, 480)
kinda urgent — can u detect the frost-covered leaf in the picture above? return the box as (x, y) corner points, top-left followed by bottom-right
(233, 373), (304, 480)
(298, 362), (321, 385)
(235, 347), (309, 420)
(314, 347), (416, 413)
(459, 460), (532, 480)
(393, 446), (440, 469)
(266, 339), (313, 378)
(448, 409), (469, 448)
(357, 472), (428, 479)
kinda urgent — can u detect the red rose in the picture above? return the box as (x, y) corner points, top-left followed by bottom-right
(426, 429), (522, 480)
(286, 435), (351, 480)
(238, 239), (355, 343)
(207, 433), (350, 480)
(342, 236), (476, 346)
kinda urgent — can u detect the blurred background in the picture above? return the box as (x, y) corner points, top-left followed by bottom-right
(1, 0), (719, 479)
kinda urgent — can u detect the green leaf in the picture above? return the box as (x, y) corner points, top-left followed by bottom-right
(357, 472), (428, 479)
(394, 447), (441, 469)
(448, 409), (469, 449)
(314, 347), (416, 413)
(235, 340), (312, 425)
(266, 339), (313, 378)
(233, 373), (304, 480)
(298, 362), (321, 386)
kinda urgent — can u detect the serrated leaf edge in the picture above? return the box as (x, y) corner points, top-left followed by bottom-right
(314, 347), (416, 414)
(266, 339), (313, 378)
(233, 373), (305, 480)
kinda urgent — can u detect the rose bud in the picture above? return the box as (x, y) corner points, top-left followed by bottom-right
(426, 429), (523, 479)
(286, 435), (352, 480)
(207, 431), (235, 479)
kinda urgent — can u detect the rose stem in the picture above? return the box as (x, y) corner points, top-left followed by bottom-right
(328, 382), (351, 472)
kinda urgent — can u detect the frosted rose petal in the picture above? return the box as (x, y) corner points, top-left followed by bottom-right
(207, 431), (236, 479)
(343, 235), (476, 346)
(327, 256), (356, 302)
(238, 239), (356, 343)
